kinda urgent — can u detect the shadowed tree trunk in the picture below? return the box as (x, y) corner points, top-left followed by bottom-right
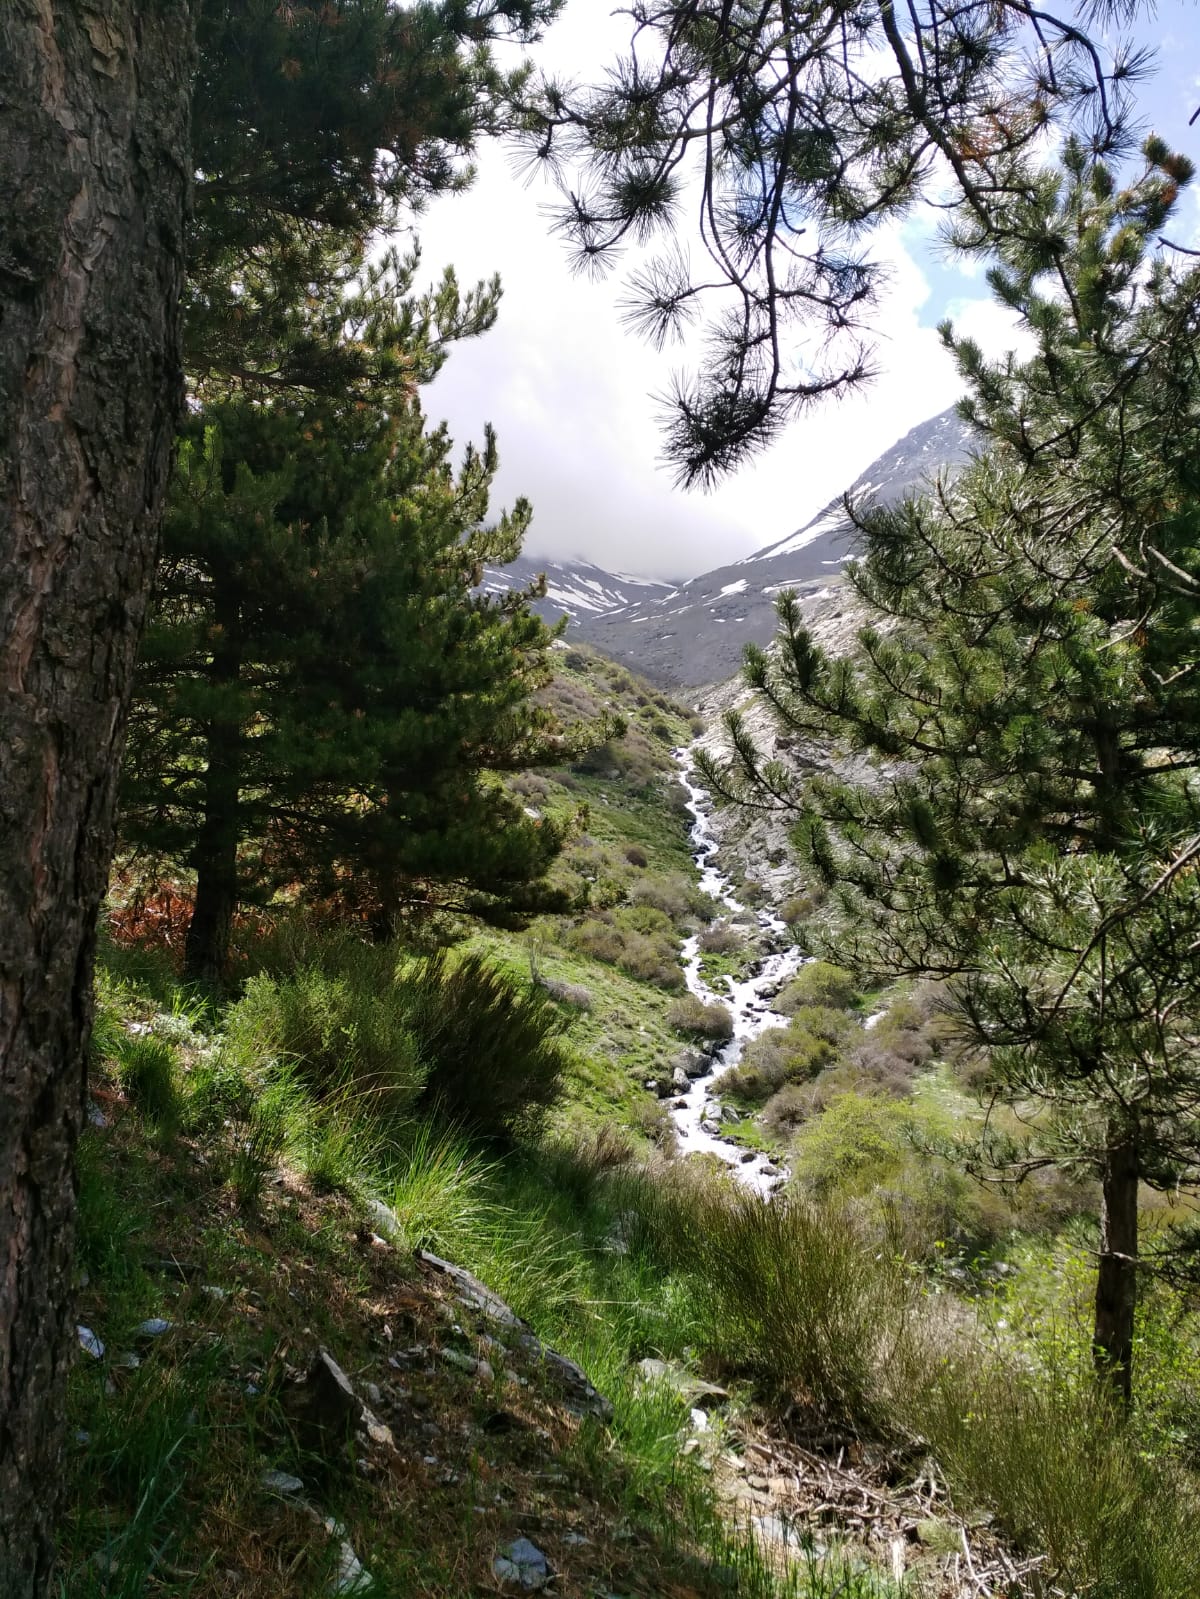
(1093, 1120), (1139, 1407)
(183, 573), (242, 981)
(0, 4), (193, 1592)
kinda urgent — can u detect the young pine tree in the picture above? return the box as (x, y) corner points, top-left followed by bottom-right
(122, 380), (572, 977)
(700, 139), (1200, 1403)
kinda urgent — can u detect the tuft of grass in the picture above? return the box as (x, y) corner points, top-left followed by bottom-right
(385, 1121), (497, 1252)
(114, 1034), (181, 1131)
(904, 1346), (1200, 1599)
(626, 1172), (917, 1424)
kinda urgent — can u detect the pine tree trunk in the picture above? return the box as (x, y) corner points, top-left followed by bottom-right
(183, 584), (242, 981)
(184, 751), (240, 980)
(0, 6), (192, 1593)
(1093, 1121), (1139, 1407)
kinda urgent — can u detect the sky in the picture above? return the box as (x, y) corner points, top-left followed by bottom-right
(414, 2), (1200, 581)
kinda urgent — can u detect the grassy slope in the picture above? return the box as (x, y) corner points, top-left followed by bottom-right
(69, 639), (1200, 1598)
(69, 969), (903, 1599)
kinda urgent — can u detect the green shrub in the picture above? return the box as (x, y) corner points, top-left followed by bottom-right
(617, 931), (685, 991)
(722, 1022), (837, 1102)
(779, 961), (860, 1012)
(564, 916), (627, 966)
(184, 1054), (256, 1131)
(401, 951), (569, 1139)
(624, 844), (649, 868)
(789, 1091), (914, 1197)
(627, 875), (692, 922)
(667, 993), (735, 1041)
(868, 990), (950, 1064)
(630, 1173), (916, 1422)
(222, 953), (425, 1123)
(618, 903), (676, 939)
(114, 1035), (179, 1130)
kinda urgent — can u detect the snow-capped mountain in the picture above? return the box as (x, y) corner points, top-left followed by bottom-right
(479, 555), (677, 625)
(483, 407), (975, 686)
(573, 408), (976, 686)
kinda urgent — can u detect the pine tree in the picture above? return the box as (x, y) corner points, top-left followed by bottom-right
(0, 4), (564, 1586)
(700, 139), (1200, 1402)
(188, 0), (562, 392)
(123, 329), (576, 976)
(519, 0), (1152, 483)
(0, 8), (193, 1590)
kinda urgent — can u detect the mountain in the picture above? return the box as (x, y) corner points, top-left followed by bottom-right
(485, 407), (976, 686)
(479, 555), (677, 626)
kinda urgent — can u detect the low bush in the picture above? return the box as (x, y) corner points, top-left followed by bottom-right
(222, 953), (425, 1123)
(564, 915), (683, 990)
(632, 1096), (679, 1156)
(778, 888), (825, 925)
(624, 844), (649, 868)
(537, 976), (593, 1011)
(721, 1022), (837, 1102)
(761, 1082), (814, 1137)
(779, 961), (860, 1012)
(667, 993), (735, 1041)
(868, 990), (952, 1064)
(401, 951), (570, 1139)
(618, 903), (676, 939)
(698, 920), (743, 955)
(564, 916), (627, 966)
(627, 875), (692, 923)
(618, 932), (685, 990)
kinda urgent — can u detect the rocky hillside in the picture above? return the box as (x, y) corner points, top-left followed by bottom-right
(478, 556), (676, 626)
(485, 408), (975, 689)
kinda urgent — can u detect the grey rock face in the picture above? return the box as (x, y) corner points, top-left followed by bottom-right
(483, 408), (975, 689)
(416, 1249), (613, 1423)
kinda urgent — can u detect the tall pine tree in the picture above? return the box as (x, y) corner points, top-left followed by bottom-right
(123, 269), (575, 975)
(701, 139), (1200, 1402)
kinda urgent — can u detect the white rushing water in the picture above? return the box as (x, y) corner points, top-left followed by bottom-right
(670, 747), (808, 1196)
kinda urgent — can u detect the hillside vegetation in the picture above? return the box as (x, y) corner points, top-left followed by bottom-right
(69, 637), (1200, 1598)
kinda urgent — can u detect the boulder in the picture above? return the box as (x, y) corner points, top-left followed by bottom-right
(494, 1537), (551, 1591)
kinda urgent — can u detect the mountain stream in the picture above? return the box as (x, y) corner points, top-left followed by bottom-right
(670, 748), (808, 1195)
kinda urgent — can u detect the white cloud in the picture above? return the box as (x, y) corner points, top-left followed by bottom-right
(410, 6), (1013, 578)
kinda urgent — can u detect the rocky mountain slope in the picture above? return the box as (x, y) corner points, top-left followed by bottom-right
(487, 407), (975, 688)
(478, 555), (676, 625)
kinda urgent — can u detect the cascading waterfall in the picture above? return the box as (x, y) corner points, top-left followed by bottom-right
(670, 746), (807, 1195)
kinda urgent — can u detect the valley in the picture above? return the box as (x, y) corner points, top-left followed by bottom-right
(71, 623), (1200, 1599)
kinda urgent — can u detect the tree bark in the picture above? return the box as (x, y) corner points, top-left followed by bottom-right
(1093, 1120), (1139, 1407)
(0, 5), (192, 1592)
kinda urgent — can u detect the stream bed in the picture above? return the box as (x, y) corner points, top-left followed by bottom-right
(670, 747), (808, 1195)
